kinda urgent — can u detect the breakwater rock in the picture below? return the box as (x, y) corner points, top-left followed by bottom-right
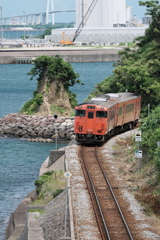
(0, 113), (74, 142)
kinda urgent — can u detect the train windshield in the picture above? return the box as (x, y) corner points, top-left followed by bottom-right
(75, 109), (86, 117)
(88, 112), (94, 119)
(96, 111), (107, 118)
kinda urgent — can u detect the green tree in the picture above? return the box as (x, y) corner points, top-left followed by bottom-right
(138, 0), (160, 46)
(20, 93), (43, 115)
(140, 105), (160, 179)
(87, 1), (160, 116)
(88, 42), (160, 115)
(28, 55), (83, 90)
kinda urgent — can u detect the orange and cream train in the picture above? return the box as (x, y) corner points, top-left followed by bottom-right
(74, 92), (141, 143)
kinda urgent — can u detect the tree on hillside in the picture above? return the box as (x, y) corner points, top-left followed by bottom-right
(138, 0), (160, 46)
(28, 55), (82, 90)
(140, 105), (160, 181)
(87, 1), (160, 116)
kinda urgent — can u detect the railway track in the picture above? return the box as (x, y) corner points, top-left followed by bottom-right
(79, 145), (134, 240)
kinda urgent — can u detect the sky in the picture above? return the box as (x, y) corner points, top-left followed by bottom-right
(0, 0), (151, 23)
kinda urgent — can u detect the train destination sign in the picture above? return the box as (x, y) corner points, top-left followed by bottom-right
(135, 131), (142, 141)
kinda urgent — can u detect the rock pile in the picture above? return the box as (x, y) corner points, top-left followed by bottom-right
(0, 113), (74, 142)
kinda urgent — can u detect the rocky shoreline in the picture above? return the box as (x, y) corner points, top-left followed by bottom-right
(0, 113), (74, 142)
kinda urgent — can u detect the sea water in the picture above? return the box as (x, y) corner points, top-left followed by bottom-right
(0, 62), (114, 239)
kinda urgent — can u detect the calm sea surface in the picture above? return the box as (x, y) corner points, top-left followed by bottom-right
(0, 62), (114, 239)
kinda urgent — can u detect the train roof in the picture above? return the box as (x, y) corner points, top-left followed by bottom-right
(78, 92), (140, 108)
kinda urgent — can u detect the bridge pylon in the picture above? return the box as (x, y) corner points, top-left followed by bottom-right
(46, 0), (54, 24)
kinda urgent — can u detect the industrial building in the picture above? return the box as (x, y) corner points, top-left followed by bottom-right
(45, 27), (146, 44)
(45, 0), (147, 44)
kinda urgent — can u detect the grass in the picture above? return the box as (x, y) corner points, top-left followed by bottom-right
(51, 104), (66, 115)
(32, 170), (66, 205)
(112, 136), (160, 219)
(28, 209), (46, 215)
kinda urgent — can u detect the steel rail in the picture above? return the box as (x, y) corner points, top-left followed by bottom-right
(95, 147), (134, 240)
(80, 146), (111, 240)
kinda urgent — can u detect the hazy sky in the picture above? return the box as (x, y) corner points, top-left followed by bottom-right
(0, 0), (149, 23)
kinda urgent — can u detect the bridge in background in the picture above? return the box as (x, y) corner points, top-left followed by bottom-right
(1, 9), (75, 26)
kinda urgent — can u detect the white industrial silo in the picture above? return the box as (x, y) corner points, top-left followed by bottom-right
(126, 6), (132, 23)
(76, 0), (126, 28)
(113, 0), (126, 26)
(76, 0), (112, 28)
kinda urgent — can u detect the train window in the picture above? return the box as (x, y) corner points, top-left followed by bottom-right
(110, 110), (115, 120)
(96, 111), (107, 118)
(118, 107), (122, 116)
(126, 103), (134, 113)
(88, 112), (94, 119)
(75, 109), (86, 117)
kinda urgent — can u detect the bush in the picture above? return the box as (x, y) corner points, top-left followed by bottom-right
(154, 147), (160, 180)
(68, 91), (78, 108)
(34, 93), (43, 105)
(51, 104), (65, 115)
(34, 171), (54, 194)
(53, 189), (64, 198)
(33, 170), (66, 204)
(20, 93), (43, 115)
(140, 105), (160, 182)
(28, 55), (83, 89)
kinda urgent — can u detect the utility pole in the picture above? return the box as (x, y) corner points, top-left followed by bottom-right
(54, 114), (58, 150)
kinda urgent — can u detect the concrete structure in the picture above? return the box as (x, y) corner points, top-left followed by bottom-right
(48, 150), (65, 166)
(1, 10), (75, 26)
(126, 6), (132, 23)
(76, 0), (127, 28)
(0, 47), (120, 64)
(46, 0), (54, 24)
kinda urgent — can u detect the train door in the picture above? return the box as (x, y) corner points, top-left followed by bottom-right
(134, 101), (138, 121)
(114, 106), (118, 127)
(86, 111), (95, 133)
(134, 100), (141, 120)
(122, 104), (125, 125)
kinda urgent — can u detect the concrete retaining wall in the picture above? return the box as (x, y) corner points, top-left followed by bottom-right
(0, 56), (16, 64)
(0, 48), (120, 64)
(48, 150), (65, 167)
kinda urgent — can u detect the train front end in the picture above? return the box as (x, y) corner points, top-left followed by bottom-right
(74, 104), (108, 143)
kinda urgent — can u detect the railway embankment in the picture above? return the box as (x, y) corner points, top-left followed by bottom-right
(0, 113), (74, 141)
(5, 146), (71, 240)
(0, 47), (120, 64)
(5, 131), (160, 240)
